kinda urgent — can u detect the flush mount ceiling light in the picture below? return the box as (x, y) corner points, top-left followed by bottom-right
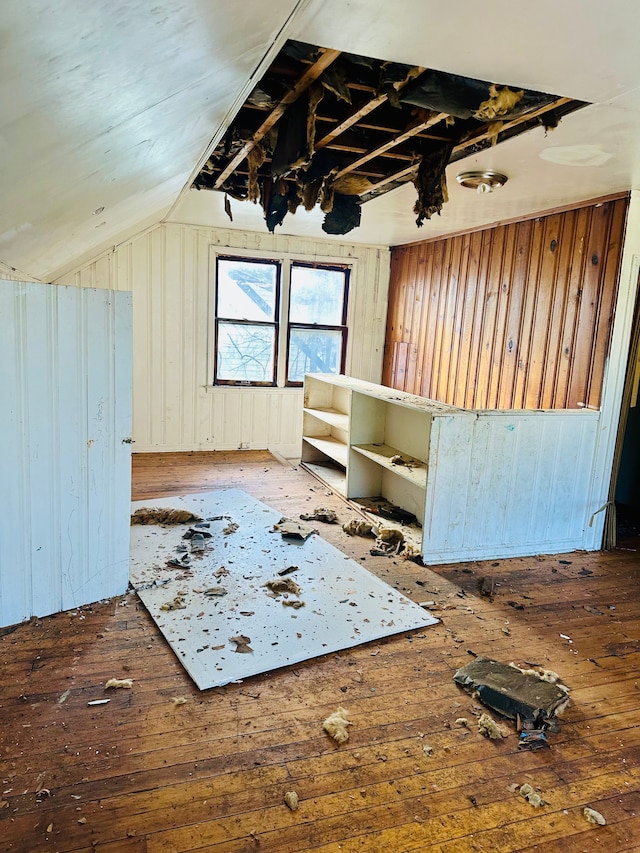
(456, 170), (508, 193)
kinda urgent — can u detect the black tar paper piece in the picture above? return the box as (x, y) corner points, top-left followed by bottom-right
(453, 656), (570, 727)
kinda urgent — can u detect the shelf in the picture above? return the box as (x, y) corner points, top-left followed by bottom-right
(302, 435), (349, 467)
(303, 407), (349, 431)
(351, 443), (427, 486)
(302, 461), (346, 495)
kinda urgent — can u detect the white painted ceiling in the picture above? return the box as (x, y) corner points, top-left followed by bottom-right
(2, 0), (640, 280)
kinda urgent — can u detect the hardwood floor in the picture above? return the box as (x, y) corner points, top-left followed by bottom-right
(1, 451), (639, 853)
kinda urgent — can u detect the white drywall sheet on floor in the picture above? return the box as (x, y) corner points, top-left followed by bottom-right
(130, 489), (437, 690)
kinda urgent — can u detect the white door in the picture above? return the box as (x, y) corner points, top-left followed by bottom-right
(0, 280), (132, 627)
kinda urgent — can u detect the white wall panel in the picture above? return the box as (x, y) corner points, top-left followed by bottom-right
(422, 410), (600, 564)
(0, 280), (132, 627)
(57, 223), (389, 456)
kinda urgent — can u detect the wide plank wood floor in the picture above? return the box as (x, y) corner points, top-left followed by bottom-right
(1, 451), (639, 853)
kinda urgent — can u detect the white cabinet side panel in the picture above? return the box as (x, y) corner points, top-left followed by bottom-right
(422, 411), (599, 564)
(0, 280), (132, 627)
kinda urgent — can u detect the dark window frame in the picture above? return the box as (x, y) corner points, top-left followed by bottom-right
(285, 261), (350, 387)
(213, 255), (281, 387)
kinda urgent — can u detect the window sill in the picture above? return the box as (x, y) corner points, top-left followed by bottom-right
(204, 385), (304, 393)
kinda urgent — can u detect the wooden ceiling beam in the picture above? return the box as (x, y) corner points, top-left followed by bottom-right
(213, 47), (341, 190)
(315, 67), (424, 151)
(364, 98), (574, 195)
(333, 112), (448, 181)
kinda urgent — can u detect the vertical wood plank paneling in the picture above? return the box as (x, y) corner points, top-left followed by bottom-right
(387, 197), (628, 410)
(59, 223), (390, 454)
(0, 281), (131, 627)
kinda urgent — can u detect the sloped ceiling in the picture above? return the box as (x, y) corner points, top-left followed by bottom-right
(2, 0), (640, 280)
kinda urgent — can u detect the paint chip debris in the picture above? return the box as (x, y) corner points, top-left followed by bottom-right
(229, 635), (253, 654)
(274, 517), (316, 539)
(323, 707), (351, 744)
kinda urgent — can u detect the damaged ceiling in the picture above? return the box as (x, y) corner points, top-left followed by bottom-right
(193, 40), (586, 237)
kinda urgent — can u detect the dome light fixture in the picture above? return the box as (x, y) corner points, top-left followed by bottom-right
(456, 170), (508, 194)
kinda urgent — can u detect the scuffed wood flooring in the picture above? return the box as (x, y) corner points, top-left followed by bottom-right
(1, 451), (639, 853)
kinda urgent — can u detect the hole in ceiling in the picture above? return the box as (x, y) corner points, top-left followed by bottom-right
(193, 40), (587, 236)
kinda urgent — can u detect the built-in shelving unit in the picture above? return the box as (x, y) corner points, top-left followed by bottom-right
(301, 374), (602, 565)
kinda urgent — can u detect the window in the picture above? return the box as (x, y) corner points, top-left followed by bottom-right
(213, 254), (349, 386)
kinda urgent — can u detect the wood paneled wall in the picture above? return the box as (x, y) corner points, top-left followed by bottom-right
(56, 223), (390, 456)
(383, 197), (628, 409)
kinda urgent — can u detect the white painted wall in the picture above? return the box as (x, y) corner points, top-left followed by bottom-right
(56, 223), (390, 457)
(0, 280), (132, 627)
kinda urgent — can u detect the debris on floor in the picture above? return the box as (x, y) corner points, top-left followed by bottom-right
(518, 729), (549, 750)
(105, 678), (133, 689)
(172, 696), (189, 707)
(323, 707), (351, 744)
(229, 634), (253, 654)
(453, 657), (571, 729)
(300, 507), (338, 523)
(223, 521), (239, 535)
(583, 806), (606, 825)
(87, 699), (110, 706)
(265, 578), (302, 597)
(342, 518), (375, 537)
(519, 783), (547, 807)
(160, 594), (187, 611)
(283, 791), (300, 811)
(477, 713), (505, 739)
(131, 508), (203, 525)
(273, 517), (317, 540)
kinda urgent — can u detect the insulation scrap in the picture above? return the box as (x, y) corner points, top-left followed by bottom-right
(453, 657), (571, 727)
(172, 696), (189, 707)
(474, 85), (524, 121)
(323, 707), (351, 744)
(223, 522), (239, 535)
(300, 507), (338, 524)
(265, 578), (302, 596)
(247, 144), (266, 203)
(342, 518), (375, 537)
(105, 678), (133, 689)
(413, 143), (454, 226)
(273, 517), (316, 540)
(160, 594), (187, 611)
(583, 806), (606, 826)
(455, 717), (469, 728)
(422, 743), (434, 757)
(519, 783), (547, 808)
(131, 508), (203, 526)
(283, 791), (300, 811)
(321, 65), (351, 103)
(282, 599), (305, 609)
(331, 174), (373, 196)
(229, 635), (253, 654)
(477, 713), (504, 739)
(322, 193), (361, 235)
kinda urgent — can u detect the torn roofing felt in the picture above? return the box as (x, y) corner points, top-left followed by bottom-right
(193, 40), (587, 236)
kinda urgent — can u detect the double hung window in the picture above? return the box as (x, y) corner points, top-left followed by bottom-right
(213, 254), (349, 386)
